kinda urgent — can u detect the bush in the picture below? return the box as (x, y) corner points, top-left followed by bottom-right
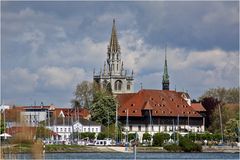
(152, 133), (170, 146)
(142, 132), (152, 142)
(179, 137), (202, 152)
(128, 133), (136, 141)
(97, 132), (107, 140)
(164, 144), (181, 152)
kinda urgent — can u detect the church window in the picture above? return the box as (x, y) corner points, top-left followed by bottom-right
(117, 64), (118, 71)
(114, 80), (122, 91)
(127, 82), (131, 90)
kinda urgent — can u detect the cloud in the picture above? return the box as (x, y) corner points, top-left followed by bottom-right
(38, 66), (86, 90)
(20, 29), (45, 53)
(2, 68), (38, 94)
(117, 30), (238, 99)
(1, 2), (238, 106)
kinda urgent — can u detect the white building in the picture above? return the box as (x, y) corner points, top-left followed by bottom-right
(46, 117), (102, 142)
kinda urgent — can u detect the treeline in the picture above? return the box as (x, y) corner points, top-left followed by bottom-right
(199, 87), (239, 142)
(199, 87), (239, 104)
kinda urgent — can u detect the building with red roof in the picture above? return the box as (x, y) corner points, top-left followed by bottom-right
(116, 89), (206, 142)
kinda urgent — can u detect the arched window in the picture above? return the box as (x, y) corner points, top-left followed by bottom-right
(114, 80), (122, 91)
(127, 81), (131, 90)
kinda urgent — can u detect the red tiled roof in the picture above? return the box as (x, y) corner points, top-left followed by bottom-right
(117, 89), (201, 118)
(53, 108), (90, 119)
(191, 103), (206, 112)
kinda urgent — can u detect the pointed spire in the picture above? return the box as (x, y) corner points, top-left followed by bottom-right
(162, 44), (170, 90)
(109, 19), (120, 52)
(103, 61), (106, 75)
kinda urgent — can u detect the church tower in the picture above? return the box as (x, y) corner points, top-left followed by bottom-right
(162, 46), (170, 90)
(93, 19), (134, 94)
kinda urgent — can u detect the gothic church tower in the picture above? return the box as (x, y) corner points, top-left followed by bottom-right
(93, 19), (134, 94)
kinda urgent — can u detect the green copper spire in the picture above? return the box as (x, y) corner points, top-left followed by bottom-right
(162, 45), (169, 90)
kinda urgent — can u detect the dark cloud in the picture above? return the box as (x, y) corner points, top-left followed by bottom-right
(1, 1), (239, 106)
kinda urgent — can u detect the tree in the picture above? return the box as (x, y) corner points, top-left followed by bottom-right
(224, 119), (238, 143)
(142, 132), (152, 142)
(207, 104), (238, 134)
(97, 132), (107, 140)
(199, 87), (239, 104)
(36, 124), (51, 139)
(128, 133), (136, 141)
(153, 133), (170, 146)
(90, 90), (116, 126)
(201, 97), (220, 128)
(0, 118), (5, 134)
(179, 137), (202, 152)
(72, 81), (93, 109)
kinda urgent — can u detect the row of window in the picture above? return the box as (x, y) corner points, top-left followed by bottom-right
(127, 125), (202, 132)
(55, 127), (99, 133)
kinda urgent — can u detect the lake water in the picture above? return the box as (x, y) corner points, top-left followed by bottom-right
(4, 152), (239, 159)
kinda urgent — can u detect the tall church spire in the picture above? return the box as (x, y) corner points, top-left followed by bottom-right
(162, 45), (170, 90)
(109, 19), (120, 52)
(93, 19), (134, 95)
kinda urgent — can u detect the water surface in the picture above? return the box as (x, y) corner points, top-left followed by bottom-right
(4, 152), (239, 159)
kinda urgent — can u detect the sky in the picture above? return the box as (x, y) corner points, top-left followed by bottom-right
(1, 1), (239, 107)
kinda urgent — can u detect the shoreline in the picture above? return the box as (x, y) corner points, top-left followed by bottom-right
(2, 145), (239, 154)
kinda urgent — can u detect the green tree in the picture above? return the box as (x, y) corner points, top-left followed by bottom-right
(170, 132), (182, 141)
(224, 119), (238, 143)
(128, 133), (136, 141)
(97, 132), (107, 140)
(72, 81), (93, 109)
(0, 118), (5, 134)
(199, 87), (239, 104)
(90, 90), (116, 126)
(208, 105), (231, 134)
(179, 137), (202, 152)
(142, 132), (152, 142)
(153, 133), (170, 146)
(36, 125), (51, 139)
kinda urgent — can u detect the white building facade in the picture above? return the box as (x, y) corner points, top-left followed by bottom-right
(46, 118), (101, 142)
